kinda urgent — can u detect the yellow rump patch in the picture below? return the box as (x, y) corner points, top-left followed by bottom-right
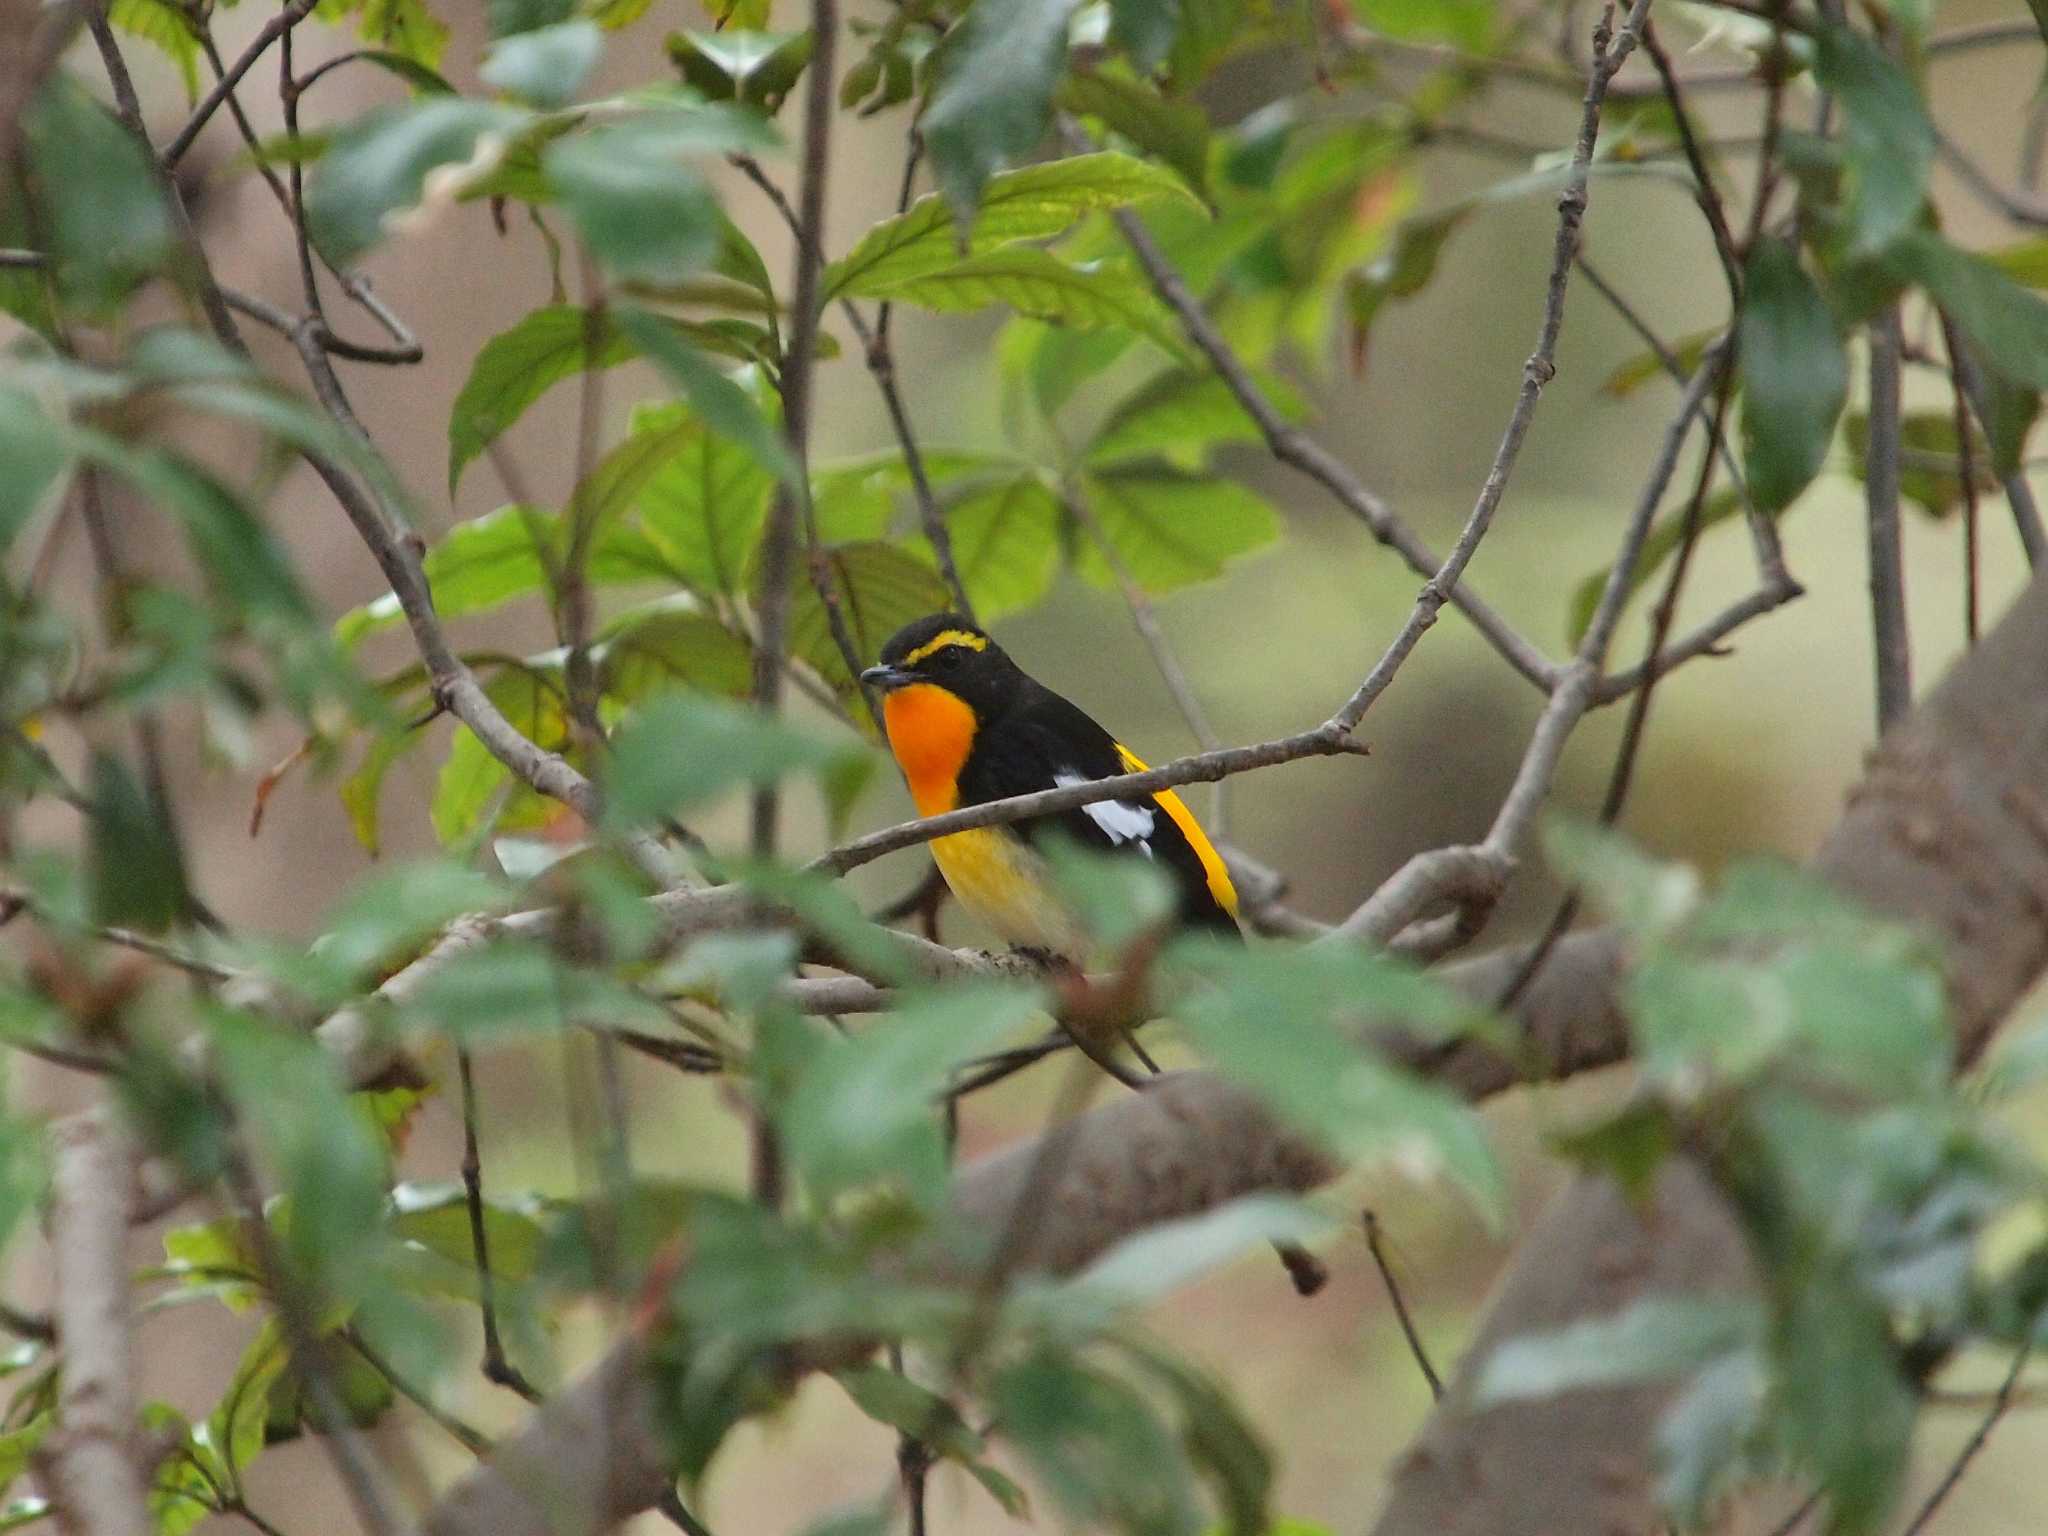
(1113, 743), (1238, 916)
(900, 629), (990, 668)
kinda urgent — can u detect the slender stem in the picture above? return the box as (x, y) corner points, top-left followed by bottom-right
(1942, 318), (1983, 647)
(1866, 306), (1913, 731)
(163, 0), (318, 168)
(1641, 20), (1741, 295)
(1899, 1334), (2036, 1536)
(457, 1048), (540, 1403)
(1946, 328), (2048, 568)
(1364, 1211), (1441, 1400)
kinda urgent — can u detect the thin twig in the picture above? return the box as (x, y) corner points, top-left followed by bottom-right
(1940, 315), (1983, 647)
(457, 1048), (540, 1403)
(1899, 1334), (2036, 1536)
(341, 1329), (493, 1456)
(163, 0), (318, 167)
(1640, 19), (1741, 294)
(1363, 1211), (1441, 1400)
(1946, 329), (2048, 568)
(1866, 306), (1913, 731)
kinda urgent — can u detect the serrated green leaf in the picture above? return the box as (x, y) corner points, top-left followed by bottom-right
(1737, 238), (1846, 514)
(433, 665), (572, 845)
(921, 0), (1080, 217)
(598, 602), (755, 702)
(786, 542), (954, 694)
(1353, 0), (1494, 48)
(340, 717), (430, 856)
(626, 411), (775, 596)
(1072, 467), (1279, 593)
(667, 29), (814, 111)
(827, 152), (1201, 299)
(940, 473), (1064, 620)
(1058, 73), (1209, 195)
(1086, 368), (1302, 468)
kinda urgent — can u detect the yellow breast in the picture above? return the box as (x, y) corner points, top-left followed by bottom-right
(928, 826), (1083, 957)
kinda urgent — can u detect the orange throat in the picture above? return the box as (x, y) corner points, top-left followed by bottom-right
(882, 683), (978, 816)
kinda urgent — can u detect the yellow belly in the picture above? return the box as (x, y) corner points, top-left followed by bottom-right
(930, 826), (1083, 958)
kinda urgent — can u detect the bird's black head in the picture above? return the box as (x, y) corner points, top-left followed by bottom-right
(862, 613), (1025, 719)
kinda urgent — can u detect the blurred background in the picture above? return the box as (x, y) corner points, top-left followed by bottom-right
(11, 1), (2048, 1531)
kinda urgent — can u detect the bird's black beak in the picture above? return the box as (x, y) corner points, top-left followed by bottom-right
(860, 663), (915, 691)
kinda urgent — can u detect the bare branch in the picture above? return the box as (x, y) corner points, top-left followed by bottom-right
(1947, 330), (2048, 567)
(161, 0), (317, 168)
(44, 1108), (152, 1536)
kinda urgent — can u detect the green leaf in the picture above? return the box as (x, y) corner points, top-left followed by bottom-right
(1042, 835), (1177, 952)
(786, 542), (955, 693)
(433, 666), (570, 845)
(127, 455), (313, 623)
(448, 306), (622, 494)
(1170, 939), (1504, 1223)
(22, 74), (175, 308)
(1883, 229), (2048, 392)
(1842, 409), (1994, 520)
(1074, 1195), (1326, 1305)
(1123, 1346), (1272, 1536)
(600, 691), (869, 829)
(87, 751), (192, 933)
(921, 0), (1080, 217)
(1656, 1351), (1766, 1528)
(1477, 1297), (1762, 1404)
(0, 388), (72, 556)
(1549, 1101), (1678, 1207)
(544, 120), (722, 284)
(1563, 489), (1745, 647)
(835, 1366), (985, 1461)
(357, 0), (451, 69)
(1353, 0), (1494, 49)
(1344, 208), (1464, 362)
(1072, 468), (1280, 593)
(1058, 73), (1209, 196)
(313, 861), (505, 983)
(615, 306), (795, 483)
(991, 1352), (1200, 1536)
(598, 602), (754, 702)
(1812, 26), (1932, 253)
(573, 405), (707, 534)
(110, 0), (201, 101)
(666, 30), (814, 111)
(207, 1321), (289, 1481)
(489, 0), (573, 36)
(629, 404), (774, 595)
(1542, 819), (1701, 940)
(306, 98), (525, 263)
(1108, 0), (1180, 71)
(940, 473), (1064, 620)
(1086, 368), (1302, 468)
(392, 1181), (546, 1280)
(1737, 238), (1846, 514)
(480, 18), (603, 107)
(827, 151), (1202, 299)
(1599, 327), (1718, 398)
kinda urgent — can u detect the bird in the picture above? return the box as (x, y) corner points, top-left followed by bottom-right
(859, 613), (1240, 960)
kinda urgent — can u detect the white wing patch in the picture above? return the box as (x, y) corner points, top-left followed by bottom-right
(1055, 770), (1156, 857)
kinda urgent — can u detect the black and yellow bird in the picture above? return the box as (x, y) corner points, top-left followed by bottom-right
(860, 614), (1240, 958)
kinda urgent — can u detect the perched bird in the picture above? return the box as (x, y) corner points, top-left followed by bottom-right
(860, 613), (1240, 959)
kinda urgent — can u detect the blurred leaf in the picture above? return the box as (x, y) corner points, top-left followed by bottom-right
(920, 0), (1079, 218)
(356, 0), (451, 68)
(827, 152), (1201, 299)
(858, 248), (1188, 354)
(1072, 468), (1280, 593)
(544, 120), (722, 283)
(207, 1320), (288, 1481)
(1967, 349), (2041, 479)
(598, 602), (754, 701)
(724, 861), (909, 982)
(312, 861), (504, 985)
(1122, 1345), (1272, 1536)
(1481, 1296), (1760, 1403)
(1738, 238), (1845, 514)
(1352, 0), (1493, 47)
(601, 691), (869, 829)
(1883, 229), (2048, 392)
(87, 750), (191, 933)
(1108, 0), (1179, 70)
(481, 18), (603, 106)
(306, 99), (525, 263)
(992, 1351), (1201, 1536)
(615, 306), (795, 482)
(1086, 369), (1303, 468)
(1074, 1196), (1326, 1306)
(1171, 939), (1503, 1223)
(122, 455), (313, 623)
(1563, 489), (1746, 647)
(782, 982), (1043, 1204)
(834, 1365), (984, 1462)
(1058, 73), (1209, 195)
(1600, 327), (1717, 398)
(1042, 836), (1177, 951)
(1842, 409), (1993, 520)
(1812, 26), (1931, 253)
(1656, 1350), (1766, 1528)
(489, 0), (572, 34)
(627, 406), (775, 596)
(786, 541), (955, 693)
(1550, 1101), (1678, 1207)
(0, 388), (71, 556)
(1344, 208), (1463, 367)
(22, 74), (175, 308)
(940, 473), (1064, 620)
(667, 30), (814, 110)
(571, 404), (707, 532)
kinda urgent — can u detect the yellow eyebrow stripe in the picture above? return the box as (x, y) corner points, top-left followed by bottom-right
(900, 630), (989, 667)
(1112, 743), (1239, 916)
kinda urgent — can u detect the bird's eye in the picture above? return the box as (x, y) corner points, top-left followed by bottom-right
(932, 648), (961, 670)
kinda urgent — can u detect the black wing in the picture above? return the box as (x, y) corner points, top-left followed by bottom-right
(958, 681), (1239, 937)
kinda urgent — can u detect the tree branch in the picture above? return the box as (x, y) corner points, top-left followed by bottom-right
(1866, 305), (1913, 731)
